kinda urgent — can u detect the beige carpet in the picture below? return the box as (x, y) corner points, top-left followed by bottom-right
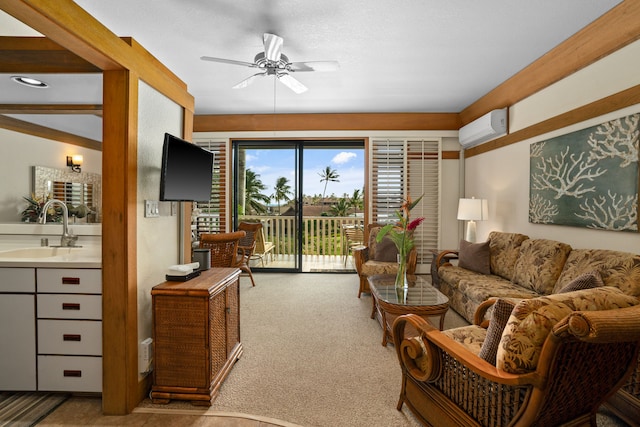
(137, 272), (462, 426)
(136, 272), (629, 427)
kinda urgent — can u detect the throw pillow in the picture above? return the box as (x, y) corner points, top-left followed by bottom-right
(558, 270), (604, 293)
(496, 286), (639, 374)
(458, 239), (491, 275)
(478, 299), (516, 365)
(373, 236), (399, 262)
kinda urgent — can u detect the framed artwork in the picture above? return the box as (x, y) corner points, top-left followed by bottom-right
(529, 113), (639, 232)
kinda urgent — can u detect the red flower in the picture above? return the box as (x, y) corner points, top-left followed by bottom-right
(407, 217), (425, 231)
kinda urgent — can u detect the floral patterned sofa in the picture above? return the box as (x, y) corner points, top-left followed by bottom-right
(428, 231), (640, 426)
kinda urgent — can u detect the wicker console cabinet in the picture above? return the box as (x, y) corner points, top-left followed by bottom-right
(150, 268), (242, 406)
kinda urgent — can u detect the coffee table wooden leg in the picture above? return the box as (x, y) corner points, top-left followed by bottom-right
(381, 311), (389, 346)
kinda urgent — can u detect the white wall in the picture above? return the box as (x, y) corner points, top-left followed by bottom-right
(464, 39), (640, 252)
(0, 127), (101, 222)
(136, 80), (183, 367)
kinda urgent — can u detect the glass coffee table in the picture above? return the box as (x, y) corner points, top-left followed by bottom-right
(368, 274), (449, 346)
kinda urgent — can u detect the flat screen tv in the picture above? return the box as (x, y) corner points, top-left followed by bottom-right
(160, 133), (214, 202)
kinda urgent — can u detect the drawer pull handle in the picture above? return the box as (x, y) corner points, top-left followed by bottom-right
(63, 334), (82, 341)
(62, 277), (81, 285)
(63, 370), (82, 377)
(62, 303), (81, 310)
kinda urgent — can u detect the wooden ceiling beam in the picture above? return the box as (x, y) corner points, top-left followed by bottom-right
(0, 36), (100, 73)
(194, 112), (461, 132)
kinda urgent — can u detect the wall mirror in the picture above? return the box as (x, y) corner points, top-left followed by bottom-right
(33, 165), (102, 223)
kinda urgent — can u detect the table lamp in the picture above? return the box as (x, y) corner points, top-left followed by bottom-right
(457, 197), (488, 242)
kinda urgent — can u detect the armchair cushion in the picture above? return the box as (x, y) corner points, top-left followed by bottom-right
(458, 239), (490, 275)
(441, 325), (487, 355)
(496, 286), (639, 374)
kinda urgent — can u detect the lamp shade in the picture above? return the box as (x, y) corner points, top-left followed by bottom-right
(457, 198), (488, 221)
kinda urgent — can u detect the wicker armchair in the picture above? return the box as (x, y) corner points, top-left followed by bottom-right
(353, 223), (417, 298)
(392, 302), (640, 427)
(199, 231), (246, 268)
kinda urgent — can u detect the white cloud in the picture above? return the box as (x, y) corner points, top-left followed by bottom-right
(332, 151), (357, 164)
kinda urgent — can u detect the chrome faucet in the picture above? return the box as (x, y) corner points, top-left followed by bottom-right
(39, 199), (78, 247)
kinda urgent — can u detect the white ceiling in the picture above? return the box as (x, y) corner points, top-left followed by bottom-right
(0, 0), (623, 141)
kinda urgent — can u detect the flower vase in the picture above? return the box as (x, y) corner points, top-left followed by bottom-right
(396, 253), (409, 289)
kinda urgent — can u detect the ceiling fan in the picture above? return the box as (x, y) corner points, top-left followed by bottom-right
(201, 33), (339, 94)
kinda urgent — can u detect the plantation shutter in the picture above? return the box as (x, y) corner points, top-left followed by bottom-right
(370, 138), (441, 271)
(192, 139), (227, 236)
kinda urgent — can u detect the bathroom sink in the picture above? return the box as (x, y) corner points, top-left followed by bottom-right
(0, 247), (84, 259)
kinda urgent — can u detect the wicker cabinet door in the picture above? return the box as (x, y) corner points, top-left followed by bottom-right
(154, 295), (208, 389)
(225, 279), (240, 357)
(209, 290), (227, 377)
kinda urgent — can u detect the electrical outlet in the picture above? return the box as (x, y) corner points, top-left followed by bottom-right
(144, 200), (159, 218)
(139, 338), (153, 374)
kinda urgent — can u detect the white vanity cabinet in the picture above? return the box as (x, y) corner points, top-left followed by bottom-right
(0, 268), (37, 390)
(36, 268), (102, 392)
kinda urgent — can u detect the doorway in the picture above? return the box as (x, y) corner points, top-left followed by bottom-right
(233, 139), (365, 272)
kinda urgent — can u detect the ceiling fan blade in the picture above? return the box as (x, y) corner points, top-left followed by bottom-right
(263, 33), (283, 62)
(232, 73), (266, 89)
(289, 61), (340, 72)
(277, 73), (308, 94)
(201, 56), (257, 68)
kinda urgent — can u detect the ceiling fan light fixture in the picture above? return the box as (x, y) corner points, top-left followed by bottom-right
(11, 75), (49, 88)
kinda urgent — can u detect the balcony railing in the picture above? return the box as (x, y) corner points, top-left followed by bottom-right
(240, 215), (364, 256)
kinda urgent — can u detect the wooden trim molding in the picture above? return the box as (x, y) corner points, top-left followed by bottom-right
(465, 83), (640, 158)
(442, 151), (460, 160)
(0, 36), (100, 72)
(0, 104), (102, 115)
(460, 0), (640, 125)
(194, 112), (461, 132)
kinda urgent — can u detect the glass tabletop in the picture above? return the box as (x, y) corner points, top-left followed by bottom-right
(369, 274), (449, 307)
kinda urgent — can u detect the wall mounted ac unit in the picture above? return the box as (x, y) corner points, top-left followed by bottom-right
(458, 108), (508, 148)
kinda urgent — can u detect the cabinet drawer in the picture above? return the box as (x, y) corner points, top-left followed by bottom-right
(0, 267), (35, 292)
(37, 269), (101, 294)
(37, 294), (102, 319)
(38, 355), (102, 392)
(38, 320), (102, 355)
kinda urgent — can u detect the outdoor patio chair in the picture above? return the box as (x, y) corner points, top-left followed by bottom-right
(236, 221), (261, 286)
(251, 224), (276, 266)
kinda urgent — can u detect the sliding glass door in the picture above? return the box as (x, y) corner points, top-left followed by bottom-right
(233, 141), (301, 271)
(233, 139), (364, 272)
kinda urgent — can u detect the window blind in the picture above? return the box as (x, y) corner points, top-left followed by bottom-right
(370, 138), (441, 270)
(192, 139), (227, 236)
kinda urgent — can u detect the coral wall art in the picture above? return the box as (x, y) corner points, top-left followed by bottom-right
(529, 113), (639, 232)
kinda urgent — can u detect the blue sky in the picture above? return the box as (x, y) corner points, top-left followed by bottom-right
(245, 148), (364, 198)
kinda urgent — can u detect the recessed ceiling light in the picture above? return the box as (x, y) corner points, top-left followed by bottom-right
(11, 76), (49, 88)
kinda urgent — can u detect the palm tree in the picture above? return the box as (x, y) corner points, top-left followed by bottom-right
(319, 166), (340, 213)
(349, 188), (364, 216)
(273, 176), (293, 214)
(244, 169), (271, 214)
(329, 197), (351, 217)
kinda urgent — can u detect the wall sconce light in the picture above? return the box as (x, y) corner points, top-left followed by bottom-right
(66, 155), (83, 173)
(457, 197), (488, 242)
